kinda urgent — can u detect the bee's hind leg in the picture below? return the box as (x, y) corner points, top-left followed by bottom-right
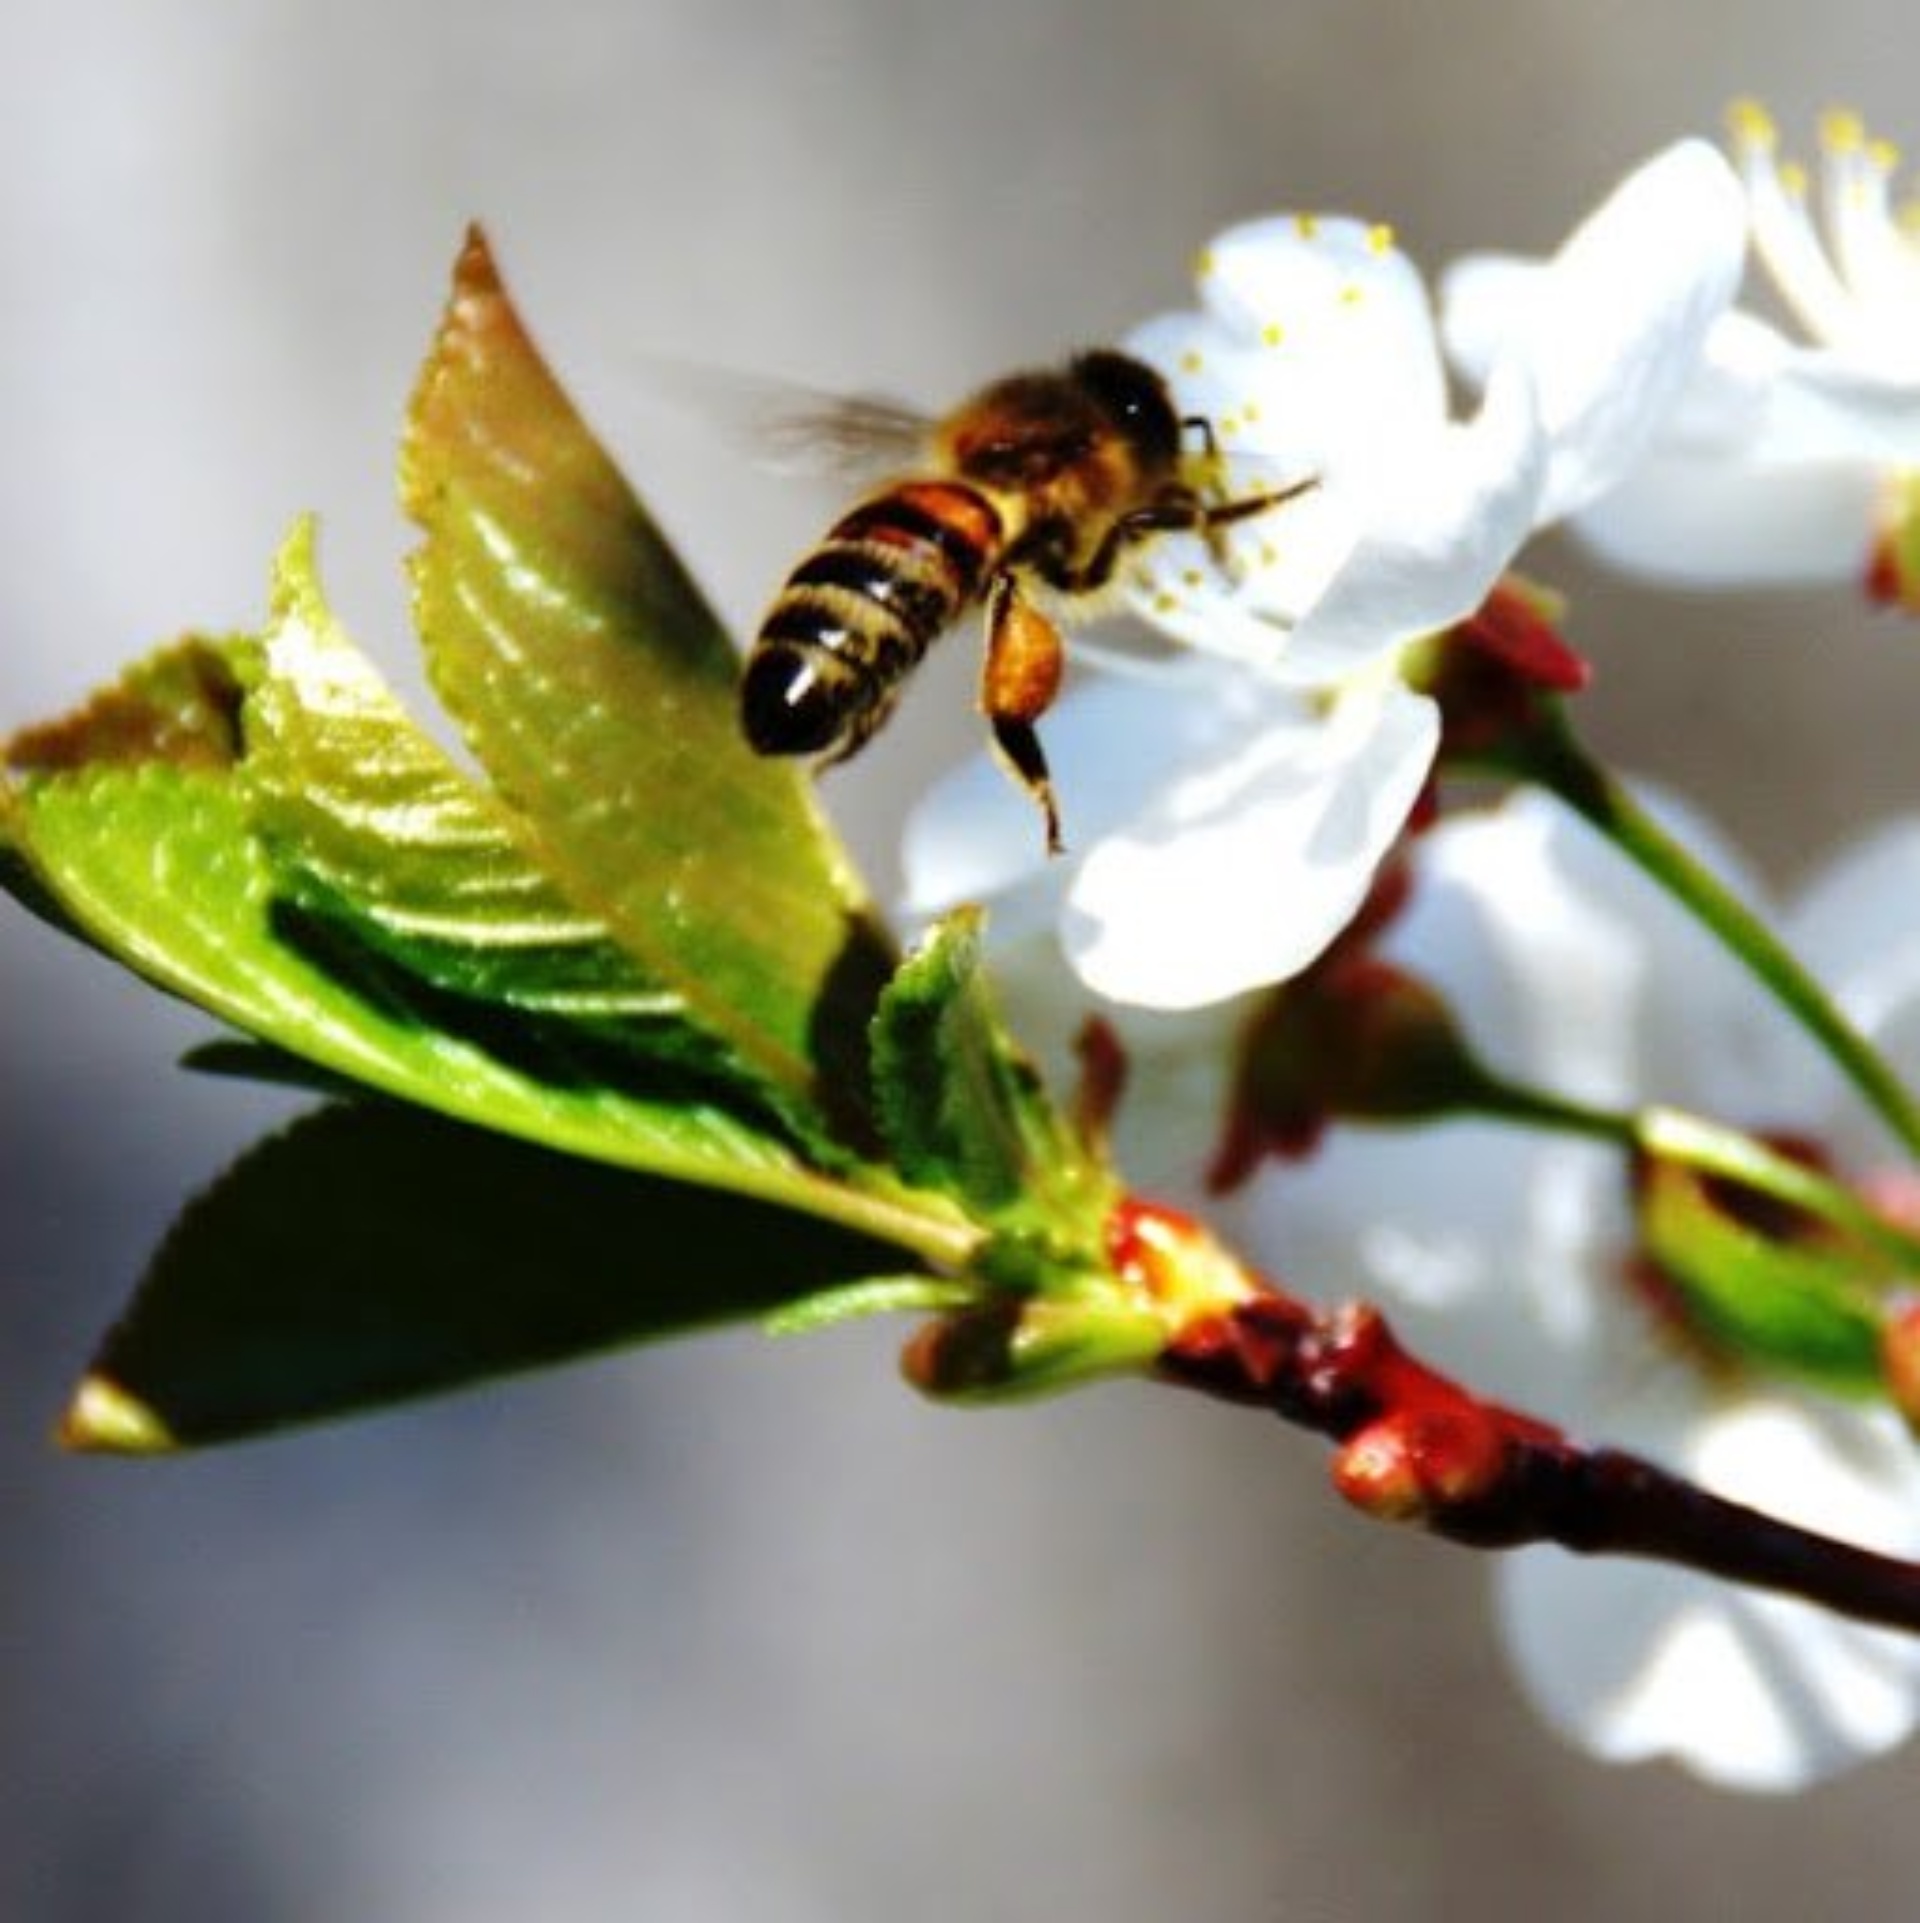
(981, 571), (1067, 856)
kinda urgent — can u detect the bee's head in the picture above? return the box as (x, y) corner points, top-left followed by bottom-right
(1069, 349), (1182, 469)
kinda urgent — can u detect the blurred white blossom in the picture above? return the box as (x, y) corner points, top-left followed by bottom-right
(1233, 788), (1920, 1791)
(1445, 105), (1920, 597)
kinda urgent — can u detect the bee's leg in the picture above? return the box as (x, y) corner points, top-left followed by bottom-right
(1062, 474), (1320, 592)
(981, 570), (1067, 856)
(1192, 475), (1319, 571)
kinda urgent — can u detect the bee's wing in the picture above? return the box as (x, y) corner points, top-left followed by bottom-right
(636, 355), (935, 483)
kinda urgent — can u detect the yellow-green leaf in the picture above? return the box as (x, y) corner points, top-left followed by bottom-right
(403, 226), (891, 1120)
(7, 760), (870, 1215)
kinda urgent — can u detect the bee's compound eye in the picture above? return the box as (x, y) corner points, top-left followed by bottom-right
(740, 645), (848, 755)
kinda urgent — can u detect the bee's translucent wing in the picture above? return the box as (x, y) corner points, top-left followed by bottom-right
(635, 355), (934, 482)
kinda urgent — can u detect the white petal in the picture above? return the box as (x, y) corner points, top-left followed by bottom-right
(1496, 1546), (1920, 1790)
(1513, 139), (1748, 520)
(1496, 1399), (1920, 1790)
(1238, 1124), (1612, 1407)
(1758, 353), (1920, 462)
(899, 661), (1254, 918)
(1571, 443), (1880, 586)
(1189, 212), (1447, 442)
(1061, 680), (1438, 1008)
(1413, 786), (1797, 1119)
(1449, 276), (1795, 454)
(1788, 817), (1920, 1102)
(1437, 251), (1541, 388)
(1278, 358), (1546, 672)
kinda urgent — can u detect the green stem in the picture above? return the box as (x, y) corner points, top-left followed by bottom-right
(1492, 711), (1920, 1163)
(1463, 1066), (1920, 1275)
(1466, 1070), (1634, 1148)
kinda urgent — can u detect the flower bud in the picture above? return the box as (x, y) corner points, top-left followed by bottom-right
(1209, 958), (1492, 1190)
(1867, 473), (1920, 613)
(1633, 1151), (1886, 1393)
(1331, 1407), (1511, 1520)
(1407, 575), (1591, 762)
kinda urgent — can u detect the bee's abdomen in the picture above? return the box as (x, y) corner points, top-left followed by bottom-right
(742, 482), (1003, 758)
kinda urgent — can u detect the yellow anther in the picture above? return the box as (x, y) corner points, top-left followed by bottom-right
(1258, 542), (1279, 568)
(1366, 222), (1395, 254)
(1339, 283), (1364, 306)
(1219, 415), (1240, 438)
(1726, 97), (1778, 151)
(1780, 160), (1809, 200)
(1242, 399), (1261, 423)
(1179, 349), (1204, 374)
(1131, 565), (1155, 591)
(1194, 246), (1216, 279)
(1260, 320), (1285, 347)
(1293, 212), (1320, 239)
(1821, 107), (1867, 153)
(1181, 568), (1204, 589)
(1871, 137), (1902, 175)
(1153, 592), (1179, 614)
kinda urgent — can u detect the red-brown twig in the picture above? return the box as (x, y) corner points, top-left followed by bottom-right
(1159, 1286), (1920, 1633)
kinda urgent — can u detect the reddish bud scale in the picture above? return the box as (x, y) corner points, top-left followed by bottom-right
(1104, 1195), (1260, 1333)
(1865, 538), (1901, 607)
(1332, 1407), (1515, 1520)
(1423, 579), (1592, 761)
(1160, 1293), (1563, 1536)
(1881, 1301), (1920, 1435)
(1865, 474), (1920, 612)
(1072, 1015), (1129, 1153)
(1104, 1193), (1195, 1295)
(1209, 955), (1480, 1193)
(1455, 581), (1590, 692)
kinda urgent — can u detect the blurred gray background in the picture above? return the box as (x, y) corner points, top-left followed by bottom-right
(4, 3), (1918, 1916)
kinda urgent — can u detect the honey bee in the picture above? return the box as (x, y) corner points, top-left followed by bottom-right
(738, 349), (1313, 852)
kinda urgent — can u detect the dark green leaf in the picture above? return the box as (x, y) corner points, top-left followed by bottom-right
(64, 1101), (916, 1449)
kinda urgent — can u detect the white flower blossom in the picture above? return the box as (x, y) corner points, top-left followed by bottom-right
(1445, 105), (1920, 592)
(1230, 787), (1920, 1791)
(906, 141), (1745, 1010)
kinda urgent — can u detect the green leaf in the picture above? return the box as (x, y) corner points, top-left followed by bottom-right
(2, 636), (255, 956)
(5, 760), (903, 1226)
(247, 517), (686, 1025)
(871, 908), (1114, 1284)
(402, 226), (891, 1122)
(1640, 1158), (1887, 1394)
(243, 518), (835, 1152)
(63, 1100), (915, 1449)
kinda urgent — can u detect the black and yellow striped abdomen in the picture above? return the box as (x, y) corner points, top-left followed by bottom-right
(741, 480), (1005, 760)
